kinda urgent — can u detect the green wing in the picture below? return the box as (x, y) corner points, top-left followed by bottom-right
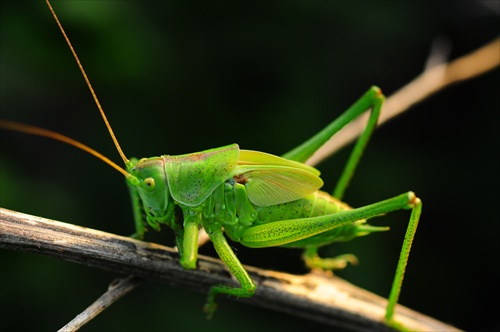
(234, 150), (323, 206)
(165, 144), (239, 206)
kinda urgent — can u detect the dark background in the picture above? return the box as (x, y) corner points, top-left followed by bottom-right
(1, 1), (498, 331)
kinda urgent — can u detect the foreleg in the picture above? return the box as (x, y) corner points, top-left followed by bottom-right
(204, 229), (256, 319)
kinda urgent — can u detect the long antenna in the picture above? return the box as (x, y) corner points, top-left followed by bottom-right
(45, 0), (129, 165)
(1, 120), (130, 178)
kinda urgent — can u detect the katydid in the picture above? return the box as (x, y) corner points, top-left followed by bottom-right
(0, 0), (423, 330)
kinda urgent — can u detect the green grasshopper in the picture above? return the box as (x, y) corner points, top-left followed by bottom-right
(0, 1), (422, 330)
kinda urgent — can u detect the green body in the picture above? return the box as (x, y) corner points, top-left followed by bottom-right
(129, 144), (383, 249)
(123, 87), (422, 330)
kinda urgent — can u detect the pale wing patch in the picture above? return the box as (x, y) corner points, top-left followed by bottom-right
(234, 165), (323, 206)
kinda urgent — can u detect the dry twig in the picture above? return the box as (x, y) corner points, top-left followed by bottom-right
(306, 37), (500, 166)
(0, 208), (460, 332)
(58, 276), (143, 332)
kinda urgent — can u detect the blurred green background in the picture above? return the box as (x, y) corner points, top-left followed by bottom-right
(1, 1), (498, 331)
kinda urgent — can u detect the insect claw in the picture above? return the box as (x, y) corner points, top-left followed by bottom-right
(203, 302), (217, 320)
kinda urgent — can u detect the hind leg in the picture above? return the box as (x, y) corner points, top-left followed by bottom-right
(303, 246), (358, 270)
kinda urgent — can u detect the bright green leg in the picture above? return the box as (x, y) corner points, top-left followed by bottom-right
(303, 92), (382, 270)
(282, 85), (383, 163)
(302, 247), (358, 270)
(281, 86), (383, 200)
(385, 196), (422, 330)
(204, 229), (256, 319)
(179, 218), (200, 270)
(332, 91), (382, 200)
(240, 191), (421, 329)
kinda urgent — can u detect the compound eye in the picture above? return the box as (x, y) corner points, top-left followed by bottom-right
(143, 177), (156, 191)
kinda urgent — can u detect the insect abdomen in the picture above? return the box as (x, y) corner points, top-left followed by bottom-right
(252, 190), (370, 247)
(254, 190), (350, 224)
